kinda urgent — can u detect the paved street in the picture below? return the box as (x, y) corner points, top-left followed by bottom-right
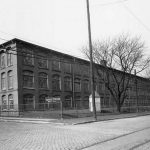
(0, 115), (150, 150)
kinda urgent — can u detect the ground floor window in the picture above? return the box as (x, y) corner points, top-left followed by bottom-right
(2, 95), (7, 110)
(23, 94), (34, 110)
(75, 96), (81, 108)
(8, 94), (14, 109)
(64, 95), (72, 108)
(83, 96), (89, 108)
(39, 94), (48, 110)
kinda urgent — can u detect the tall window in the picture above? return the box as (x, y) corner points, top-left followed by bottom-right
(64, 76), (72, 91)
(7, 52), (13, 66)
(83, 79), (89, 93)
(23, 71), (34, 88)
(38, 72), (48, 89)
(64, 95), (72, 108)
(23, 49), (34, 65)
(8, 71), (13, 89)
(8, 94), (14, 109)
(2, 95), (7, 110)
(52, 60), (60, 71)
(74, 78), (81, 92)
(38, 57), (48, 69)
(1, 72), (6, 90)
(23, 94), (34, 110)
(52, 75), (61, 91)
(64, 63), (71, 73)
(0, 54), (5, 69)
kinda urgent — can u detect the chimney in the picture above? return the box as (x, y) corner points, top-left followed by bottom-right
(100, 60), (107, 66)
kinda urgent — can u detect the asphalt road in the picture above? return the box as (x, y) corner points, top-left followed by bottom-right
(0, 115), (150, 150)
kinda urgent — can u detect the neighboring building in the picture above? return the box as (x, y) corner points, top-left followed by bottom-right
(0, 38), (150, 116)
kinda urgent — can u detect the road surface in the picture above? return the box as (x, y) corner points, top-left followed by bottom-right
(0, 115), (150, 150)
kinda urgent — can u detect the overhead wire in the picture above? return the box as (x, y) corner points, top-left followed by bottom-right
(92, 0), (128, 7)
(121, 2), (150, 33)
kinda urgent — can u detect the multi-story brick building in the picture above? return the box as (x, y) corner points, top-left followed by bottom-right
(0, 38), (150, 116)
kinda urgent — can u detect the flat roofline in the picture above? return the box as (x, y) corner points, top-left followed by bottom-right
(0, 38), (149, 82)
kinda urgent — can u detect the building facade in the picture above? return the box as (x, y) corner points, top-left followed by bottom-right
(0, 38), (150, 115)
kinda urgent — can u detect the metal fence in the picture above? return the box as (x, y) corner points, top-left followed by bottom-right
(0, 101), (150, 118)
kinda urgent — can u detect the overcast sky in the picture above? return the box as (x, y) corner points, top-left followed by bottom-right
(0, 0), (150, 58)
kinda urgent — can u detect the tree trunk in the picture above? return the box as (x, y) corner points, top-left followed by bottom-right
(117, 103), (121, 113)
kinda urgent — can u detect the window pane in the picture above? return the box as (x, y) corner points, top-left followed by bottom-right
(2, 95), (7, 110)
(7, 53), (13, 66)
(74, 78), (81, 92)
(64, 77), (72, 91)
(38, 73), (48, 88)
(1, 72), (6, 90)
(8, 71), (13, 89)
(8, 94), (14, 109)
(52, 75), (61, 91)
(23, 71), (34, 88)
(64, 63), (71, 73)
(23, 94), (34, 110)
(0, 54), (5, 69)
(83, 80), (89, 93)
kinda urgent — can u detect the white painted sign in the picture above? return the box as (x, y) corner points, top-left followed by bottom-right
(89, 91), (101, 112)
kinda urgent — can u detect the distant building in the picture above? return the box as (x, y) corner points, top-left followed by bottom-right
(0, 38), (150, 116)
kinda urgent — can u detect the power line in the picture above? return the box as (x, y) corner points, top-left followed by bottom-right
(122, 3), (150, 33)
(92, 0), (128, 7)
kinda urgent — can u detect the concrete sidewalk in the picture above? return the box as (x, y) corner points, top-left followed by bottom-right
(0, 111), (150, 125)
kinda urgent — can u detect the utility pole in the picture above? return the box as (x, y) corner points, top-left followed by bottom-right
(86, 0), (97, 120)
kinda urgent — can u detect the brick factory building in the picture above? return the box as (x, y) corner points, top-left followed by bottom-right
(0, 38), (150, 116)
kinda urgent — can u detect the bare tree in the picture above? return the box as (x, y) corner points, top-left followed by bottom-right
(82, 34), (150, 112)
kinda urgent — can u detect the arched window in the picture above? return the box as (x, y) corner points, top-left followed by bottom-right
(23, 71), (34, 88)
(83, 96), (89, 108)
(64, 76), (72, 91)
(75, 96), (81, 108)
(39, 94), (48, 110)
(23, 94), (34, 110)
(52, 75), (61, 91)
(8, 94), (14, 109)
(64, 95), (72, 108)
(7, 52), (13, 66)
(83, 79), (89, 93)
(38, 72), (48, 89)
(0, 54), (5, 69)
(8, 70), (13, 89)
(2, 95), (7, 110)
(1, 72), (6, 90)
(74, 78), (81, 92)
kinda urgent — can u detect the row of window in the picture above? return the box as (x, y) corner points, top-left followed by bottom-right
(23, 49), (90, 74)
(1, 94), (14, 110)
(24, 94), (89, 103)
(1, 71), (13, 90)
(23, 70), (90, 92)
(0, 53), (13, 69)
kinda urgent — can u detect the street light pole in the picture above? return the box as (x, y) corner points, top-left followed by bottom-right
(86, 0), (97, 120)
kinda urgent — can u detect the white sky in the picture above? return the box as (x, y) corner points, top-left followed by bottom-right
(0, 0), (150, 59)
